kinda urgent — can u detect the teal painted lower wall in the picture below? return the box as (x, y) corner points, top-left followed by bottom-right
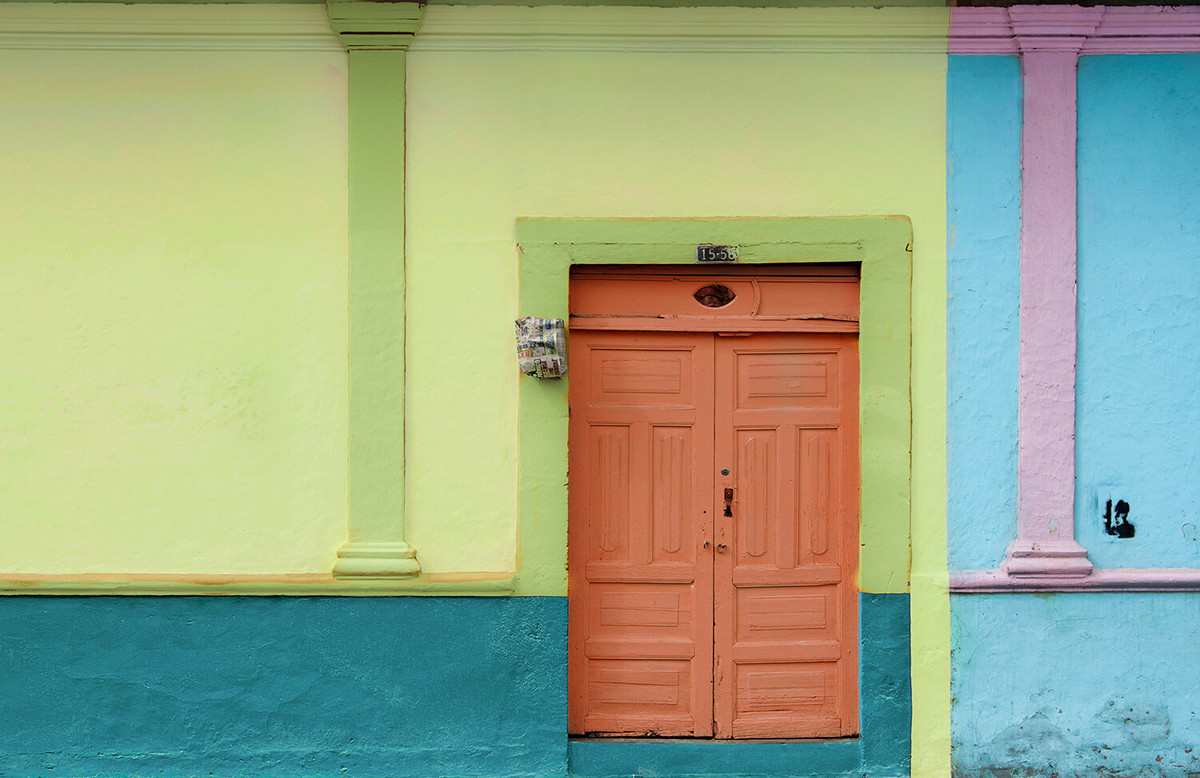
(0, 594), (909, 777)
(0, 597), (568, 778)
(951, 593), (1200, 778)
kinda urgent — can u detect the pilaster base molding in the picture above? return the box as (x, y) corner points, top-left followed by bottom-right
(328, 1), (424, 50)
(333, 541), (422, 579)
(1002, 538), (1093, 578)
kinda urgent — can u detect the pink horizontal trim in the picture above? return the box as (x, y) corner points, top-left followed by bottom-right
(951, 37), (1018, 55)
(1084, 37), (1200, 55)
(1018, 35), (1092, 54)
(949, 7), (1013, 54)
(951, 6), (1200, 56)
(951, 568), (1200, 593)
(1097, 6), (1200, 37)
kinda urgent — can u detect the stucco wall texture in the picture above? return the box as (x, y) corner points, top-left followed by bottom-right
(946, 54), (1021, 573)
(0, 45), (351, 575)
(1075, 54), (1200, 569)
(0, 595), (911, 777)
(403, 19), (948, 585)
(951, 594), (1200, 778)
(948, 53), (1200, 572)
(0, 4), (954, 773)
(948, 51), (1200, 777)
(404, 21), (951, 767)
(0, 597), (568, 778)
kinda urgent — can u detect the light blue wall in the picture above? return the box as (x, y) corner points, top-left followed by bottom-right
(1076, 54), (1200, 570)
(951, 593), (1200, 777)
(948, 51), (1200, 778)
(946, 55), (1022, 571)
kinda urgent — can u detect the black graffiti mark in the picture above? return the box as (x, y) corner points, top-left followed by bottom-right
(1104, 498), (1135, 539)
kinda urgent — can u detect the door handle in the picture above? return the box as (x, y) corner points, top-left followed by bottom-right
(716, 543), (727, 552)
(723, 487), (734, 517)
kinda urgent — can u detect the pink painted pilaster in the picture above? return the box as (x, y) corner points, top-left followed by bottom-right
(1003, 12), (1101, 578)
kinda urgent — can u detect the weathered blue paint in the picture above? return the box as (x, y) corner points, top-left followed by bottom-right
(1076, 54), (1200, 570)
(946, 55), (1022, 571)
(951, 593), (1200, 777)
(0, 596), (567, 778)
(567, 593), (911, 778)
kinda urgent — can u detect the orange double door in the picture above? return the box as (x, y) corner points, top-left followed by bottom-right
(567, 270), (859, 740)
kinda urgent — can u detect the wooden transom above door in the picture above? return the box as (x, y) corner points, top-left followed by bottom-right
(567, 269), (860, 740)
(569, 264), (859, 334)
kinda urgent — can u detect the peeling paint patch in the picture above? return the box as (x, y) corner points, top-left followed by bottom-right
(1098, 698), (1171, 745)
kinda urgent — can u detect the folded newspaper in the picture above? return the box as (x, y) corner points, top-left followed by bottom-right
(515, 316), (567, 379)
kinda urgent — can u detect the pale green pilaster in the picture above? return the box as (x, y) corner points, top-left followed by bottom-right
(328, 1), (424, 578)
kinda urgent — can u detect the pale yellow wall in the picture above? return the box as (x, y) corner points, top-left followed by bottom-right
(404, 7), (948, 579)
(0, 40), (351, 574)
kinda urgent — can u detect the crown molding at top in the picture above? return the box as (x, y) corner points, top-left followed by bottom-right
(407, 6), (949, 54)
(327, 1), (424, 50)
(0, 3), (342, 50)
(950, 5), (1200, 55)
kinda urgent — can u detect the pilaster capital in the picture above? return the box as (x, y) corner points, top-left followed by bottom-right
(1010, 5), (1103, 53)
(327, 1), (425, 51)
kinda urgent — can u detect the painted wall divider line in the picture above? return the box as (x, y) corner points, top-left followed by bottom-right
(0, 574), (516, 596)
(950, 568), (1200, 593)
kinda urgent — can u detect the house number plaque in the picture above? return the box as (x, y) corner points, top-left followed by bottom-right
(695, 244), (739, 264)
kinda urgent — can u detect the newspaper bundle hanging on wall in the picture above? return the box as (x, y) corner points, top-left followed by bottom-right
(515, 316), (567, 379)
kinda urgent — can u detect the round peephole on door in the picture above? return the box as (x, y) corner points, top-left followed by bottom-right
(693, 284), (735, 308)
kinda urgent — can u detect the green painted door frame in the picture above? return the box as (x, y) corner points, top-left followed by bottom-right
(514, 218), (913, 596)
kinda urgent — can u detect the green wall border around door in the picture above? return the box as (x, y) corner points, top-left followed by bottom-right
(514, 217), (913, 596)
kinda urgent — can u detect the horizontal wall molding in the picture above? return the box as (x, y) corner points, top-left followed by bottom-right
(951, 568), (1200, 593)
(0, 3), (342, 51)
(409, 6), (950, 54)
(951, 6), (1200, 55)
(0, 573), (515, 597)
